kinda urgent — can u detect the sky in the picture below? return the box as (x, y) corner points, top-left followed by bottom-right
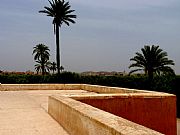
(0, 0), (180, 74)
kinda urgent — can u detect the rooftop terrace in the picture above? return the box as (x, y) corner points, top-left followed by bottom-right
(0, 89), (96, 135)
(0, 84), (177, 135)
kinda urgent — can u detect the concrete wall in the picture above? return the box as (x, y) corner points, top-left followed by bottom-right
(81, 84), (150, 93)
(0, 84), (81, 91)
(0, 84), (152, 93)
(49, 95), (164, 135)
(77, 94), (176, 135)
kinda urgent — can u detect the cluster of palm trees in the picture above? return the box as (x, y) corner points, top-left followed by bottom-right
(39, 0), (76, 74)
(32, 44), (64, 75)
(32, 0), (76, 75)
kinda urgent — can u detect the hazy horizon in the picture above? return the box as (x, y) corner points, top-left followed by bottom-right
(0, 0), (180, 74)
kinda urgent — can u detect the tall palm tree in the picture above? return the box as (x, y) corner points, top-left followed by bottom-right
(39, 0), (76, 74)
(129, 45), (175, 80)
(32, 44), (50, 75)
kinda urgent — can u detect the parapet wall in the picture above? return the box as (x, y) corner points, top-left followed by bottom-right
(81, 84), (150, 93)
(0, 84), (81, 91)
(0, 84), (151, 93)
(49, 95), (164, 135)
(75, 94), (176, 135)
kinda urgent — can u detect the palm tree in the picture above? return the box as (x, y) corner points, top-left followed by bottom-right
(35, 62), (42, 74)
(50, 62), (57, 74)
(39, 0), (76, 74)
(129, 45), (175, 80)
(35, 60), (52, 75)
(32, 44), (50, 75)
(60, 65), (64, 72)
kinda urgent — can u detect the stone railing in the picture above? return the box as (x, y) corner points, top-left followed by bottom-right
(49, 95), (165, 135)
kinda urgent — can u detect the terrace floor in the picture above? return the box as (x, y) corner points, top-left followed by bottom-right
(0, 90), (96, 135)
(0, 89), (179, 135)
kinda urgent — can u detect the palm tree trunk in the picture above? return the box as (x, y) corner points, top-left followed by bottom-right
(148, 69), (153, 80)
(56, 24), (60, 74)
(148, 70), (153, 88)
(42, 64), (45, 75)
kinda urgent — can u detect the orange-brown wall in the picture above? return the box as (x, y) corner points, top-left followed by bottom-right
(78, 96), (176, 135)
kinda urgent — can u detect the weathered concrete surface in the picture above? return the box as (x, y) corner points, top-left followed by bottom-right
(81, 84), (150, 93)
(76, 94), (176, 135)
(177, 119), (180, 135)
(0, 84), (153, 93)
(0, 90), (95, 135)
(25, 90), (96, 111)
(49, 95), (164, 135)
(0, 84), (82, 91)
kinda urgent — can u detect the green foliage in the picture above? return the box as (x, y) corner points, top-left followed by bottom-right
(151, 75), (176, 93)
(0, 73), (177, 91)
(174, 75), (180, 117)
(80, 75), (149, 89)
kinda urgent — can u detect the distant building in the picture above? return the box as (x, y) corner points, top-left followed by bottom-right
(81, 71), (126, 76)
(0, 71), (35, 75)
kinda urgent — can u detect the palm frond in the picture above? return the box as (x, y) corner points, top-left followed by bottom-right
(39, 0), (76, 27)
(129, 69), (144, 75)
(129, 45), (175, 78)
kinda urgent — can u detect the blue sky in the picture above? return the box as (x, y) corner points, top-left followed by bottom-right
(0, 0), (180, 74)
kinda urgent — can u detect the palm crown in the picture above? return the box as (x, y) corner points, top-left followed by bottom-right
(50, 62), (57, 74)
(32, 44), (50, 75)
(34, 60), (51, 74)
(129, 45), (175, 79)
(39, 0), (76, 28)
(32, 44), (50, 61)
